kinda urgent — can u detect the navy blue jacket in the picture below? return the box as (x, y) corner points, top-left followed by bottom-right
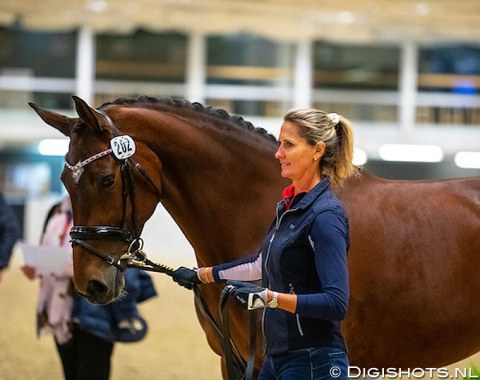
(71, 269), (157, 342)
(214, 178), (349, 354)
(0, 193), (20, 269)
(262, 178), (349, 354)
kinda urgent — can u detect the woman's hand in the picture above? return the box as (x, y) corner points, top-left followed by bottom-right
(171, 266), (202, 289)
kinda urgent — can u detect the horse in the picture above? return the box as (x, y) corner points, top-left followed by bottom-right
(29, 95), (480, 375)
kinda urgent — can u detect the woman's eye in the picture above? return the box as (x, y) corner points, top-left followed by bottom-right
(101, 176), (115, 188)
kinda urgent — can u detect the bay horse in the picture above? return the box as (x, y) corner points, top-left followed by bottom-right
(30, 96), (480, 374)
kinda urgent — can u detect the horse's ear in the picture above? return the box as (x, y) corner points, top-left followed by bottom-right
(72, 96), (110, 133)
(28, 102), (76, 137)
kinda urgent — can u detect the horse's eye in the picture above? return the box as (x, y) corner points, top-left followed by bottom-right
(101, 175), (115, 188)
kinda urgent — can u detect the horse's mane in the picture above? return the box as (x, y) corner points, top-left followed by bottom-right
(100, 95), (278, 144)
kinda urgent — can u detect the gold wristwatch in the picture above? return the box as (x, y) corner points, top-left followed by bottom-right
(267, 291), (279, 308)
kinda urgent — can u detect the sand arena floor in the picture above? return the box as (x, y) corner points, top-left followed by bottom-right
(0, 253), (222, 380)
(1, 251), (480, 380)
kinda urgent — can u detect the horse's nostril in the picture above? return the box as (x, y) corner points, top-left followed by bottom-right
(86, 280), (108, 297)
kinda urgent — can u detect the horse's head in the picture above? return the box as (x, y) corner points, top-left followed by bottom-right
(29, 96), (161, 304)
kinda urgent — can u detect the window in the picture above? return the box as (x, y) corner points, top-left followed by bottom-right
(0, 27), (76, 78)
(417, 45), (480, 125)
(418, 45), (480, 93)
(207, 33), (294, 86)
(206, 33), (294, 116)
(96, 29), (187, 82)
(312, 42), (400, 122)
(313, 42), (400, 90)
(0, 27), (76, 109)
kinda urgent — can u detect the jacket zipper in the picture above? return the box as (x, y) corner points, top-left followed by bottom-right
(264, 206), (298, 285)
(296, 314), (304, 336)
(262, 206), (299, 344)
(289, 283), (304, 336)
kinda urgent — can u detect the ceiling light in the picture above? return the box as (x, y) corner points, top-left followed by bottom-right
(454, 151), (480, 169)
(38, 139), (69, 156)
(86, 0), (108, 13)
(414, 2), (430, 15)
(337, 11), (356, 24)
(353, 148), (367, 166)
(378, 144), (444, 163)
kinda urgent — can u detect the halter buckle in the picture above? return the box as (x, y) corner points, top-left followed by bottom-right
(105, 256), (116, 265)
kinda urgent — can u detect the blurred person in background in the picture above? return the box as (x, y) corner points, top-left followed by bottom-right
(21, 195), (157, 380)
(0, 191), (20, 285)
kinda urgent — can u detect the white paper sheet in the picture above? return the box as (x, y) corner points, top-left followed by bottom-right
(20, 242), (72, 275)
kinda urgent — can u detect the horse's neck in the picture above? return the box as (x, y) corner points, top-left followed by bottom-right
(137, 109), (286, 266)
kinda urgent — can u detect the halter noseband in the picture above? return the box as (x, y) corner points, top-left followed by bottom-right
(66, 111), (159, 270)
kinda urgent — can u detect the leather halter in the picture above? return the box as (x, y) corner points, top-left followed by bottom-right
(66, 111), (160, 270)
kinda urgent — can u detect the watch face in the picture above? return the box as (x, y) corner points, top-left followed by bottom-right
(268, 292), (279, 308)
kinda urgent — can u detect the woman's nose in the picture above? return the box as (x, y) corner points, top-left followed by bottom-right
(274, 147), (283, 159)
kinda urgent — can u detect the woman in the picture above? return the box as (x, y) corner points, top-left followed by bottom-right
(173, 108), (357, 380)
(22, 196), (157, 380)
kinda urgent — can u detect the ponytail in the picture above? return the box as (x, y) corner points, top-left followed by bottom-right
(325, 116), (358, 189)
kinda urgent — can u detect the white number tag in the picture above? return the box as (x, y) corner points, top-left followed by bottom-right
(110, 136), (136, 160)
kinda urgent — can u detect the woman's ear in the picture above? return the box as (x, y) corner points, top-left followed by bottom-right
(315, 141), (326, 160)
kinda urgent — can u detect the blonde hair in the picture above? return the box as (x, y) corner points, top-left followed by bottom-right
(283, 108), (358, 189)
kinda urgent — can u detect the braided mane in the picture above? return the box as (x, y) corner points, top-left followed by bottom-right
(100, 95), (278, 143)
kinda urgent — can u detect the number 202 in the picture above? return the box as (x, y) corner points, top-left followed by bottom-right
(115, 138), (132, 154)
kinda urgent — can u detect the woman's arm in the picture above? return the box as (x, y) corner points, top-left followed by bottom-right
(295, 211), (349, 320)
(199, 252), (263, 283)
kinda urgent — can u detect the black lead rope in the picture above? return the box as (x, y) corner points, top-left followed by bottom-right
(246, 309), (257, 380)
(128, 258), (257, 380)
(220, 285), (245, 380)
(219, 285), (257, 380)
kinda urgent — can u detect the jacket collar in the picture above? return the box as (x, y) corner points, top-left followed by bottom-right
(280, 177), (330, 211)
